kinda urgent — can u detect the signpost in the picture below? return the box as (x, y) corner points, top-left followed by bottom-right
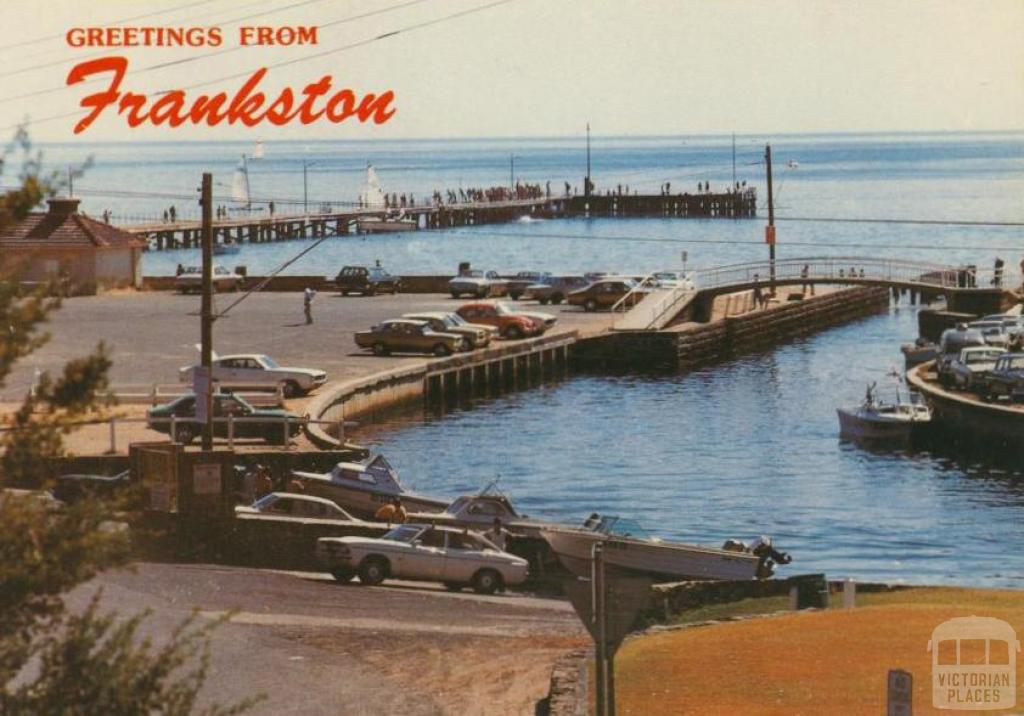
(887, 669), (913, 716)
(562, 544), (654, 716)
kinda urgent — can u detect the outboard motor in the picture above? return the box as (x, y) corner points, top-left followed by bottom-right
(723, 535), (792, 578)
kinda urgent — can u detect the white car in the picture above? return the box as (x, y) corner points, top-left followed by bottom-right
(179, 354), (327, 398)
(448, 270), (508, 299)
(651, 271), (695, 291)
(174, 265), (243, 293)
(316, 523), (529, 594)
(236, 492), (362, 522)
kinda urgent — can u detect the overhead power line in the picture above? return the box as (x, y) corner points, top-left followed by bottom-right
(0, 0), (226, 52)
(0, 0), (433, 104)
(0, 0), (516, 133)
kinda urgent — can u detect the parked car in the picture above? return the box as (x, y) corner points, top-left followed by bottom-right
(146, 392), (304, 445)
(448, 270), (508, 298)
(174, 266), (243, 293)
(567, 279), (648, 312)
(524, 275), (589, 305)
(403, 312), (492, 349)
(354, 319), (466, 356)
(179, 354), (327, 398)
(948, 346), (1007, 390)
(936, 325), (986, 385)
(456, 302), (550, 339)
(968, 321), (1010, 348)
(236, 492), (363, 522)
(52, 470), (131, 504)
(335, 265), (401, 295)
(978, 353), (1024, 401)
(651, 271), (695, 290)
(316, 523), (529, 594)
(504, 271), (551, 300)
(981, 314), (1024, 338)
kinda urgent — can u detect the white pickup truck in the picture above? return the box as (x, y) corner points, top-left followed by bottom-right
(316, 523), (529, 594)
(179, 353), (327, 398)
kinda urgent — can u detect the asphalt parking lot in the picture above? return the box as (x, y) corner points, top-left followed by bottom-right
(3, 290), (615, 398)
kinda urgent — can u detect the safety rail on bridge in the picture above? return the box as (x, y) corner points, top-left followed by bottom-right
(611, 257), (1017, 332)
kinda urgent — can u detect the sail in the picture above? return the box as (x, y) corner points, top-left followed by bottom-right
(252, 139), (265, 159)
(231, 156), (250, 204)
(362, 164), (386, 208)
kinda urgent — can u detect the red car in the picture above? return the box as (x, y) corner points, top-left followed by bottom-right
(456, 302), (545, 340)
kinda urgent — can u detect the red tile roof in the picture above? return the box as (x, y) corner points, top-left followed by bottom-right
(0, 199), (144, 251)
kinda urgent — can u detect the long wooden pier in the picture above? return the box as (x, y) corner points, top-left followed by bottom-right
(119, 189), (757, 251)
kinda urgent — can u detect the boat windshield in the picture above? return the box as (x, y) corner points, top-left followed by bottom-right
(585, 514), (654, 539)
(965, 351), (1003, 364)
(383, 525), (423, 543)
(260, 355), (280, 369)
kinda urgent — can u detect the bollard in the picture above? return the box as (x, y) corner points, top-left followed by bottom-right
(108, 417), (117, 454)
(227, 414), (235, 449)
(170, 415), (177, 442)
(789, 585), (799, 611)
(843, 578), (856, 609)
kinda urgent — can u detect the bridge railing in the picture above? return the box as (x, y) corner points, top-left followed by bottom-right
(688, 256), (1007, 292)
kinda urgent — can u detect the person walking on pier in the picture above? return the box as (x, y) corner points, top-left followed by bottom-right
(993, 257), (1004, 287)
(303, 287), (316, 325)
(168, 205), (176, 223)
(800, 264), (814, 295)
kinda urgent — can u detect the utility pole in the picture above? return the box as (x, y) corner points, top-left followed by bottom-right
(765, 144), (776, 294)
(731, 133), (736, 188)
(303, 161), (309, 214)
(68, 166), (73, 197)
(509, 154), (515, 193)
(585, 122), (592, 198)
(200, 173), (214, 451)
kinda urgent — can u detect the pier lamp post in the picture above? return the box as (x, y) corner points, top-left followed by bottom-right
(303, 159), (320, 214)
(509, 154), (520, 195)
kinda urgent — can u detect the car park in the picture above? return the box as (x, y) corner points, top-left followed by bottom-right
(948, 346), (1006, 390)
(316, 523), (529, 594)
(978, 353), (1024, 401)
(504, 271), (551, 300)
(402, 312), (493, 349)
(524, 275), (588, 305)
(236, 492), (363, 522)
(179, 354), (327, 398)
(146, 393), (304, 445)
(456, 302), (549, 339)
(174, 265), (243, 293)
(968, 320), (1010, 348)
(567, 278), (648, 312)
(448, 270), (508, 298)
(335, 265), (401, 295)
(354, 319), (466, 356)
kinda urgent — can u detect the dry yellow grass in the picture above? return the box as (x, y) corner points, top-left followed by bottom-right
(615, 588), (1024, 715)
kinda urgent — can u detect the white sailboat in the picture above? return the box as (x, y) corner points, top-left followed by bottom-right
(252, 139), (265, 160)
(357, 164), (416, 233)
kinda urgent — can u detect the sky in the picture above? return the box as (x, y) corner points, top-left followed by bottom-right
(0, 0), (1021, 142)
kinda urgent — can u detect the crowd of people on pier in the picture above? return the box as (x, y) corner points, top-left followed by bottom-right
(429, 181), (552, 206)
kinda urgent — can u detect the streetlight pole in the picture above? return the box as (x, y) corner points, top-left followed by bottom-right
(509, 154), (515, 193)
(200, 173), (214, 451)
(765, 144), (776, 294)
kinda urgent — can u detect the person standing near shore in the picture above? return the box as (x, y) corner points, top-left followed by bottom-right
(303, 287), (316, 325)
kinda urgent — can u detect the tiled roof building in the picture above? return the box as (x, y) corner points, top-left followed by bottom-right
(0, 198), (144, 293)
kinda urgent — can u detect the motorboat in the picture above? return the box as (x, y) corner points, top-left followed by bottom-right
(837, 381), (931, 441)
(291, 455), (447, 518)
(404, 490), (557, 538)
(900, 338), (937, 368)
(540, 515), (790, 583)
(356, 164), (417, 233)
(213, 242), (240, 256)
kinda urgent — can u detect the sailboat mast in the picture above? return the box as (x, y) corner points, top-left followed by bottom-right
(243, 154), (251, 210)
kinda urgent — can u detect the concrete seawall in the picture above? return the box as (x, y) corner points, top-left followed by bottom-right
(302, 288), (890, 441)
(572, 286), (890, 370)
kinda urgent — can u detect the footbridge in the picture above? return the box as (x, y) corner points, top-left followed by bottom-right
(613, 256), (1020, 331)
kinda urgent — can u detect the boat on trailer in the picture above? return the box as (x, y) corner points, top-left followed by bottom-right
(292, 455), (447, 518)
(541, 515), (789, 583)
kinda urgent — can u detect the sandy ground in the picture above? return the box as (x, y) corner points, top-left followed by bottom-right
(614, 588), (1024, 715)
(70, 562), (587, 716)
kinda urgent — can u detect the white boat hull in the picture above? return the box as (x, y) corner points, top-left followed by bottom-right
(295, 473), (447, 519)
(540, 528), (761, 582)
(837, 406), (929, 441)
(357, 218), (417, 233)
